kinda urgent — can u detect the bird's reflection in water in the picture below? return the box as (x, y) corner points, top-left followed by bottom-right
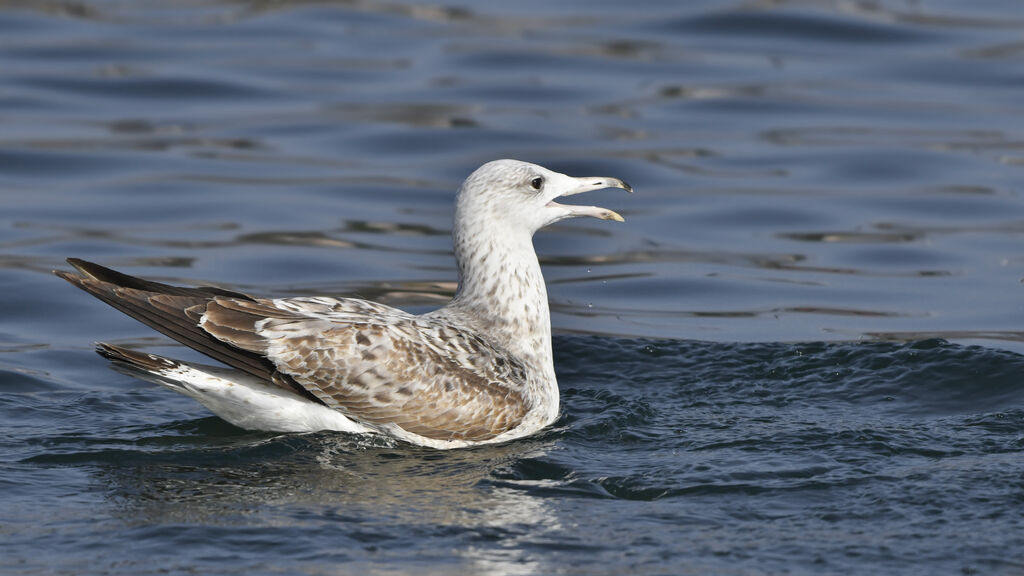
(96, 428), (561, 575)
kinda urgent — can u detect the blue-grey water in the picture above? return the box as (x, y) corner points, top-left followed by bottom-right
(2, 1), (1024, 574)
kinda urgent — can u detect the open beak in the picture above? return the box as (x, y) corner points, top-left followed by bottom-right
(547, 176), (632, 222)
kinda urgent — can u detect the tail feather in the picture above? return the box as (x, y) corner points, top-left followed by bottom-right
(95, 343), (363, 433)
(97, 341), (176, 370)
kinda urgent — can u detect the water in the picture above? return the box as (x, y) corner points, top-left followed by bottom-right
(2, 0), (1024, 573)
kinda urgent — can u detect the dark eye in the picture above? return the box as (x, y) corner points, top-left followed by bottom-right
(530, 176), (544, 190)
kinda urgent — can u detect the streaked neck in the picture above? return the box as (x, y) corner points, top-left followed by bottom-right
(447, 224), (553, 372)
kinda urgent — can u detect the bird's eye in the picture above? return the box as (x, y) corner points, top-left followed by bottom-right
(529, 177), (544, 190)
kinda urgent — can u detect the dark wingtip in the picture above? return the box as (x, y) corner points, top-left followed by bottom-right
(56, 258), (103, 280)
(63, 258), (121, 281)
(57, 258), (257, 300)
(55, 258), (119, 290)
(53, 267), (83, 285)
(55, 258), (82, 278)
(65, 257), (91, 272)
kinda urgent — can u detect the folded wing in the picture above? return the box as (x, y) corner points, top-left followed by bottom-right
(57, 259), (529, 442)
(199, 297), (529, 441)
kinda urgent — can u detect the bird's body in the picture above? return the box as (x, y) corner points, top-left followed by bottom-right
(58, 160), (629, 449)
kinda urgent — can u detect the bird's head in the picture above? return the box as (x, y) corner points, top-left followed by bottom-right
(456, 159), (631, 236)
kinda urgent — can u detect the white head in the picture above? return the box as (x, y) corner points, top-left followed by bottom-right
(455, 159), (631, 237)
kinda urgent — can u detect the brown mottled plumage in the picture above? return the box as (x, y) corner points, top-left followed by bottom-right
(57, 160), (630, 449)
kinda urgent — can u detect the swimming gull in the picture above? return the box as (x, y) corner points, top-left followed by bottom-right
(56, 159), (630, 449)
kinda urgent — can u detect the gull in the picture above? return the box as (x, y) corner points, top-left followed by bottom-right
(57, 159), (630, 449)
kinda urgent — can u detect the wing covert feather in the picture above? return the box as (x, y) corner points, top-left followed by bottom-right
(200, 297), (531, 441)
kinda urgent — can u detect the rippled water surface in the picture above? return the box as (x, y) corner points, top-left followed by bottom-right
(3, 1), (1024, 574)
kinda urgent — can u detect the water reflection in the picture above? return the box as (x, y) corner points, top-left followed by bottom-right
(780, 231), (921, 243)
(554, 302), (913, 321)
(867, 330), (1024, 344)
(95, 433), (559, 575)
